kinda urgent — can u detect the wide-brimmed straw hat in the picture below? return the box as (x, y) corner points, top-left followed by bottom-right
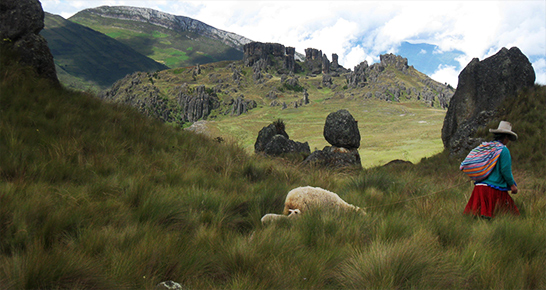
(490, 121), (518, 141)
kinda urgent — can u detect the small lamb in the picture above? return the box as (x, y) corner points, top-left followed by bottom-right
(260, 209), (301, 225)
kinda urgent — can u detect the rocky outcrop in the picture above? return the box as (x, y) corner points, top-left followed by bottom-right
(230, 95), (257, 116)
(441, 47), (535, 155)
(254, 120), (310, 156)
(345, 54), (453, 108)
(102, 75), (220, 125)
(305, 48), (323, 75)
(303, 110), (362, 168)
(263, 135), (311, 156)
(243, 42), (296, 74)
(177, 85), (220, 122)
(0, 0), (58, 84)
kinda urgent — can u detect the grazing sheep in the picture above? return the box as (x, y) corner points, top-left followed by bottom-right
(283, 186), (364, 215)
(261, 209), (301, 225)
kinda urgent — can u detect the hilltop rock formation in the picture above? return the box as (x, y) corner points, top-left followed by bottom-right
(346, 54), (452, 108)
(304, 48), (348, 76)
(101, 73), (221, 125)
(0, 0), (58, 84)
(244, 42), (297, 74)
(255, 120), (310, 156)
(441, 47), (535, 155)
(303, 110), (362, 168)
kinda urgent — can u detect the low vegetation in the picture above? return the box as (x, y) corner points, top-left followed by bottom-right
(1, 50), (545, 289)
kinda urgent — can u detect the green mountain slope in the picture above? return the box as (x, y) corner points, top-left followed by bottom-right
(68, 6), (251, 68)
(1, 46), (545, 290)
(41, 12), (169, 91)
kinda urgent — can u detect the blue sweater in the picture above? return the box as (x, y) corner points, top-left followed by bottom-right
(478, 144), (516, 191)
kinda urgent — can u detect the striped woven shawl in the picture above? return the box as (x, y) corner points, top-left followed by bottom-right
(460, 141), (505, 181)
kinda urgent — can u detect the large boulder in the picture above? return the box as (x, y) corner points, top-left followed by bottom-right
(254, 121), (310, 156)
(0, 0), (58, 84)
(323, 109), (361, 149)
(441, 47), (535, 155)
(263, 135), (310, 156)
(254, 121), (289, 153)
(302, 110), (362, 169)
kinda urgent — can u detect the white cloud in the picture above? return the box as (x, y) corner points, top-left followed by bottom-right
(533, 58), (546, 85)
(39, 0), (545, 86)
(430, 64), (460, 88)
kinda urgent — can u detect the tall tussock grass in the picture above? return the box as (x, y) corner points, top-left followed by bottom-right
(1, 51), (545, 289)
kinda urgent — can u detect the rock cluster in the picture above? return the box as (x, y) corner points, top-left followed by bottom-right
(441, 47), (535, 155)
(303, 109), (362, 168)
(345, 54), (452, 108)
(254, 120), (310, 157)
(0, 0), (58, 84)
(101, 74), (222, 126)
(304, 48), (348, 76)
(230, 95), (257, 116)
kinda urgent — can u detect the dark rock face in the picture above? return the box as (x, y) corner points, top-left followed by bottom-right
(0, 0), (58, 83)
(441, 47), (535, 155)
(305, 48), (323, 75)
(254, 121), (310, 156)
(263, 135), (310, 156)
(254, 123), (289, 153)
(230, 95), (257, 116)
(323, 109), (361, 149)
(303, 146), (361, 169)
(178, 85), (220, 122)
(243, 42), (296, 74)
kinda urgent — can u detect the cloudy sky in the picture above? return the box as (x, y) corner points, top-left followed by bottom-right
(41, 0), (546, 87)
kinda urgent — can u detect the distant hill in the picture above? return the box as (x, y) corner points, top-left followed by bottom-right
(41, 12), (169, 91)
(99, 44), (455, 156)
(68, 6), (253, 68)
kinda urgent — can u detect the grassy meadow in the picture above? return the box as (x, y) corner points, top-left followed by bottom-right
(1, 50), (545, 289)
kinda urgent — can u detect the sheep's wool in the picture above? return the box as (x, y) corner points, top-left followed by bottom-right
(283, 186), (360, 215)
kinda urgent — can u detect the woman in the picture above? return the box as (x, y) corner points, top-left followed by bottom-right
(463, 121), (520, 219)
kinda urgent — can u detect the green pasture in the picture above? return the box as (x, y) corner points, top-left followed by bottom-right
(1, 46), (545, 290)
(209, 99), (445, 167)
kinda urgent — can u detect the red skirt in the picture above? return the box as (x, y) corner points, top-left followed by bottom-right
(464, 184), (519, 218)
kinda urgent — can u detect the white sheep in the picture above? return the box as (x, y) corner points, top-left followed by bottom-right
(283, 186), (364, 215)
(261, 186), (364, 225)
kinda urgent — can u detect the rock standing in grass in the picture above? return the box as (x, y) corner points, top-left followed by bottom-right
(462, 121), (519, 219)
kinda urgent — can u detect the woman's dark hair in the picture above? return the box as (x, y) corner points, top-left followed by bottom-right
(493, 133), (509, 141)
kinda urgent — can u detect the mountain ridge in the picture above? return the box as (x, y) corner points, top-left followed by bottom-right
(42, 12), (169, 90)
(77, 6), (253, 51)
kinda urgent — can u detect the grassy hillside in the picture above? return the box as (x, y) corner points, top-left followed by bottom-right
(1, 49), (545, 289)
(41, 13), (169, 91)
(69, 9), (244, 68)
